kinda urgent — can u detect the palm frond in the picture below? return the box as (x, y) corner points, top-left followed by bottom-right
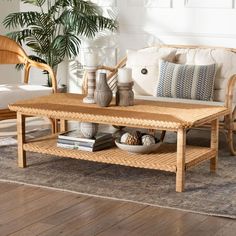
(6, 29), (32, 45)
(3, 11), (41, 29)
(21, 0), (46, 7)
(69, 0), (101, 15)
(48, 0), (64, 15)
(96, 15), (117, 31)
(58, 9), (117, 38)
(51, 34), (81, 62)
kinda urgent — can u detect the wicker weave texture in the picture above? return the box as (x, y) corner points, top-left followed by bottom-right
(9, 93), (229, 130)
(23, 135), (216, 172)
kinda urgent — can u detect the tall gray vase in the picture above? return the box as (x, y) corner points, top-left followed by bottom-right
(95, 73), (112, 107)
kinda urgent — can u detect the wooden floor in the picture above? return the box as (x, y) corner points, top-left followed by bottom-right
(0, 182), (234, 236)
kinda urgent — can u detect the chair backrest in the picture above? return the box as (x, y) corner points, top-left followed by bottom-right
(0, 35), (28, 65)
(0, 35), (57, 92)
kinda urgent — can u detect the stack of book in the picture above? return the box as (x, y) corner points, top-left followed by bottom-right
(57, 130), (114, 152)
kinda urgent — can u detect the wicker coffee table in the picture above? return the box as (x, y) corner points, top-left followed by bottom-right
(9, 93), (229, 192)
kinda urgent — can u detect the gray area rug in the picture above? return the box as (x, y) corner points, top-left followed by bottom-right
(0, 129), (236, 219)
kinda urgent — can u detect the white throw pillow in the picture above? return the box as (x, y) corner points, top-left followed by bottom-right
(126, 47), (176, 96)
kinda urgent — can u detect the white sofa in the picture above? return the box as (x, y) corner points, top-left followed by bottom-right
(92, 44), (236, 155)
(0, 84), (53, 110)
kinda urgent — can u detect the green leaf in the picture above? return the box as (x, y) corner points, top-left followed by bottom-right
(21, 0), (46, 7)
(3, 12), (42, 29)
(51, 34), (81, 63)
(6, 29), (32, 45)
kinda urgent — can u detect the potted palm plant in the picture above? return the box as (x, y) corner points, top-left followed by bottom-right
(3, 0), (117, 86)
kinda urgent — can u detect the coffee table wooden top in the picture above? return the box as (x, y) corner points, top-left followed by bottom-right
(9, 93), (229, 130)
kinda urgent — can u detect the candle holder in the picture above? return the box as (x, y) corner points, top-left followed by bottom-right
(83, 66), (97, 104)
(118, 68), (132, 84)
(116, 81), (134, 106)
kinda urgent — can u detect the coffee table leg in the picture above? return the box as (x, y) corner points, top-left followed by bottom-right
(17, 112), (26, 168)
(210, 119), (219, 173)
(176, 128), (186, 192)
(60, 119), (67, 132)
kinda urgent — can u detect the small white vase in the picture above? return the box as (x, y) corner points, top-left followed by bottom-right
(80, 122), (98, 138)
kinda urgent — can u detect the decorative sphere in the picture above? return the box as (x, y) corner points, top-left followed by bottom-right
(120, 132), (140, 145)
(141, 134), (156, 146)
(80, 122), (98, 138)
(120, 132), (131, 143)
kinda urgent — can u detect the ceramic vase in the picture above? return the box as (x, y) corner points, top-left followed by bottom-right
(95, 73), (112, 107)
(80, 122), (98, 138)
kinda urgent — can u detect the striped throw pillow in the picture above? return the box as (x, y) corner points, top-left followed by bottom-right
(156, 60), (217, 101)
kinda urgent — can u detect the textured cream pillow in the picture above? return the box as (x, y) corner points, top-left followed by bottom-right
(126, 47), (176, 96)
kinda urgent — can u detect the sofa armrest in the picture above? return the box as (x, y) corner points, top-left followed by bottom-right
(24, 59), (57, 93)
(225, 74), (236, 111)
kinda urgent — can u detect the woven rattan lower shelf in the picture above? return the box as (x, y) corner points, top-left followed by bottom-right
(23, 135), (216, 173)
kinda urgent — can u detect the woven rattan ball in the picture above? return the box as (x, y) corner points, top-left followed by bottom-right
(141, 134), (156, 146)
(120, 132), (131, 143)
(126, 134), (140, 145)
(120, 132), (140, 145)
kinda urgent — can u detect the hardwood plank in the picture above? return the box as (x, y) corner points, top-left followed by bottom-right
(20, 197), (116, 235)
(0, 182), (20, 195)
(8, 222), (54, 236)
(0, 186), (51, 214)
(0, 191), (84, 235)
(96, 206), (167, 236)
(0, 188), (86, 224)
(68, 202), (146, 236)
(127, 207), (187, 236)
(0, 185), (40, 207)
(145, 211), (208, 236)
(215, 220), (236, 236)
(40, 197), (102, 225)
(184, 216), (231, 236)
(38, 198), (127, 236)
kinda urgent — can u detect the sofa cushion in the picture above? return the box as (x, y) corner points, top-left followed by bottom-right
(156, 60), (217, 101)
(172, 47), (236, 102)
(126, 47), (176, 96)
(0, 83), (53, 109)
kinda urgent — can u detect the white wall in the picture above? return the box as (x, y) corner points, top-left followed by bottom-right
(116, 0), (236, 59)
(0, 0), (21, 84)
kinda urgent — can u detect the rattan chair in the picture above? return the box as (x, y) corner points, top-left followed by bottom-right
(0, 35), (57, 129)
